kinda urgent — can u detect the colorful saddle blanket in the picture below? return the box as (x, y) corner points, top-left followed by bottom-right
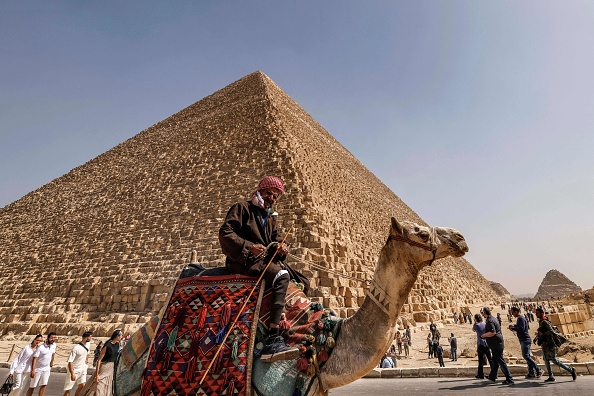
(141, 274), (263, 396)
(126, 265), (342, 396)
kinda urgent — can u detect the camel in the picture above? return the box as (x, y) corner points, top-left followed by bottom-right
(105, 218), (468, 396)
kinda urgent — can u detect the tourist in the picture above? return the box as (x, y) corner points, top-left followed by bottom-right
(453, 312), (458, 323)
(481, 307), (514, 385)
(402, 333), (410, 357)
(467, 312), (473, 325)
(435, 341), (445, 367)
(96, 330), (123, 396)
(396, 331), (403, 355)
(380, 353), (394, 368)
(429, 321), (440, 358)
(26, 332), (57, 396)
(496, 312), (502, 327)
(534, 308), (576, 382)
(389, 344), (397, 367)
(508, 307), (541, 379)
(8, 335), (42, 395)
(405, 325), (412, 347)
(427, 333), (433, 358)
(93, 341), (103, 367)
(448, 332), (457, 361)
(473, 313), (492, 379)
(219, 176), (308, 362)
(63, 331), (92, 396)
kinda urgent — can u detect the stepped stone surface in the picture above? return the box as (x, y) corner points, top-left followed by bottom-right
(490, 282), (512, 299)
(534, 269), (582, 301)
(0, 71), (500, 337)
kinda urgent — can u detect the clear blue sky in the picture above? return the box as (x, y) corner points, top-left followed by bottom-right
(2, 1), (593, 296)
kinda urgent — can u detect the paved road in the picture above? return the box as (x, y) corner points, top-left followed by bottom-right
(329, 376), (594, 395)
(3, 368), (592, 396)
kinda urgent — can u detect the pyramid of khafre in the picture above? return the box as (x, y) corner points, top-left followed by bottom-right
(0, 71), (500, 337)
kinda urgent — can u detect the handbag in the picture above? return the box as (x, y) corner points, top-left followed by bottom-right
(0, 376), (14, 396)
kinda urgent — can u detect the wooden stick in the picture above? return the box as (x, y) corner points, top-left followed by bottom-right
(199, 226), (294, 385)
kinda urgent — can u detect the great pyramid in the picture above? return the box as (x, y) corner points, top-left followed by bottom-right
(0, 71), (500, 337)
(534, 269), (582, 301)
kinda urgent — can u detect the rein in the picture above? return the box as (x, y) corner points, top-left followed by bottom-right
(386, 228), (438, 266)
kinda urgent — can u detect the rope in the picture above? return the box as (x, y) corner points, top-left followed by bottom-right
(287, 253), (371, 285)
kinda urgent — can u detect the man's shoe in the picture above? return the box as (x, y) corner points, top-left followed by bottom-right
(502, 379), (515, 385)
(536, 369), (543, 378)
(570, 367), (577, 381)
(486, 376), (496, 383)
(259, 336), (300, 363)
(475, 375), (484, 379)
(525, 373), (536, 379)
(544, 377), (556, 382)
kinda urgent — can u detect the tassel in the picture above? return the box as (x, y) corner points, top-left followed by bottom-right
(161, 349), (172, 374)
(154, 338), (165, 364)
(297, 357), (309, 372)
(324, 320), (334, 331)
(212, 350), (225, 372)
(231, 338), (238, 360)
(318, 349), (328, 363)
(141, 378), (153, 396)
(174, 303), (186, 328)
(279, 313), (291, 331)
(186, 356), (196, 383)
(326, 336), (335, 348)
(221, 301), (232, 326)
(224, 379), (235, 396)
(197, 306), (207, 329)
(216, 325), (228, 344)
(316, 334), (326, 346)
(167, 328), (177, 351)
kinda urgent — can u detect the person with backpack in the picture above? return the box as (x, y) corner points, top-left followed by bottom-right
(534, 307), (576, 382)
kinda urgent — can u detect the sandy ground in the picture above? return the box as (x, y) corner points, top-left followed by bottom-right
(1, 305), (592, 369)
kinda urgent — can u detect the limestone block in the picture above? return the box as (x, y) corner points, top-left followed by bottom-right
(400, 368), (419, 378)
(380, 368), (401, 378)
(364, 368), (381, 378)
(418, 367), (439, 377)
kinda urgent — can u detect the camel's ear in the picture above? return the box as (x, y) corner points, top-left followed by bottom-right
(391, 217), (404, 236)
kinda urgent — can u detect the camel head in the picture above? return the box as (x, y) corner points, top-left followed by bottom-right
(388, 217), (469, 267)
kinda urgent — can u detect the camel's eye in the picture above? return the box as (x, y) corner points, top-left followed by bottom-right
(418, 230), (430, 241)
(414, 227), (420, 232)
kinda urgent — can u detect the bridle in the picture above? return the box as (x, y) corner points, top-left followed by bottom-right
(386, 227), (439, 266)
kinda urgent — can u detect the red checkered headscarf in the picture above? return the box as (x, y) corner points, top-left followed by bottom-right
(256, 176), (285, 195)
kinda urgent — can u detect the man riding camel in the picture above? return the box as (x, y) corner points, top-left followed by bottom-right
(219, 176), (309, 362)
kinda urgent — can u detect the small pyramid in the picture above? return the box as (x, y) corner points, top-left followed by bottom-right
(534, 269), (581, 301)
(0, 71), (499, 335)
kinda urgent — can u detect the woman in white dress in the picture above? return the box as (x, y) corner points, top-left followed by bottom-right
(8, 334), (43, 396)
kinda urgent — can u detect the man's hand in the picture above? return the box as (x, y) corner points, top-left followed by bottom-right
(71, 373), (76, 381)
(250, 244), (266, 257)
(30, 371), (35, 378)
(277, 243), (289, 255)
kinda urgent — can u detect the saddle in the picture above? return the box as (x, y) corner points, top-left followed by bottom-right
(117, 263), (341, 396)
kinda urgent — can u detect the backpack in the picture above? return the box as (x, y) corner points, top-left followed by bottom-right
(550, 324), (568, 347)
(0, 376), (14, 396)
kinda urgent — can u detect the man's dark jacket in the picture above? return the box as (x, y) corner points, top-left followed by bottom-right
(219, 201), (309, 293)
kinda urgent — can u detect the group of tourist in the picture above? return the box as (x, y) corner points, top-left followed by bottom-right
(8, 330), (125, 396)
(473, 305), (577, 385)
